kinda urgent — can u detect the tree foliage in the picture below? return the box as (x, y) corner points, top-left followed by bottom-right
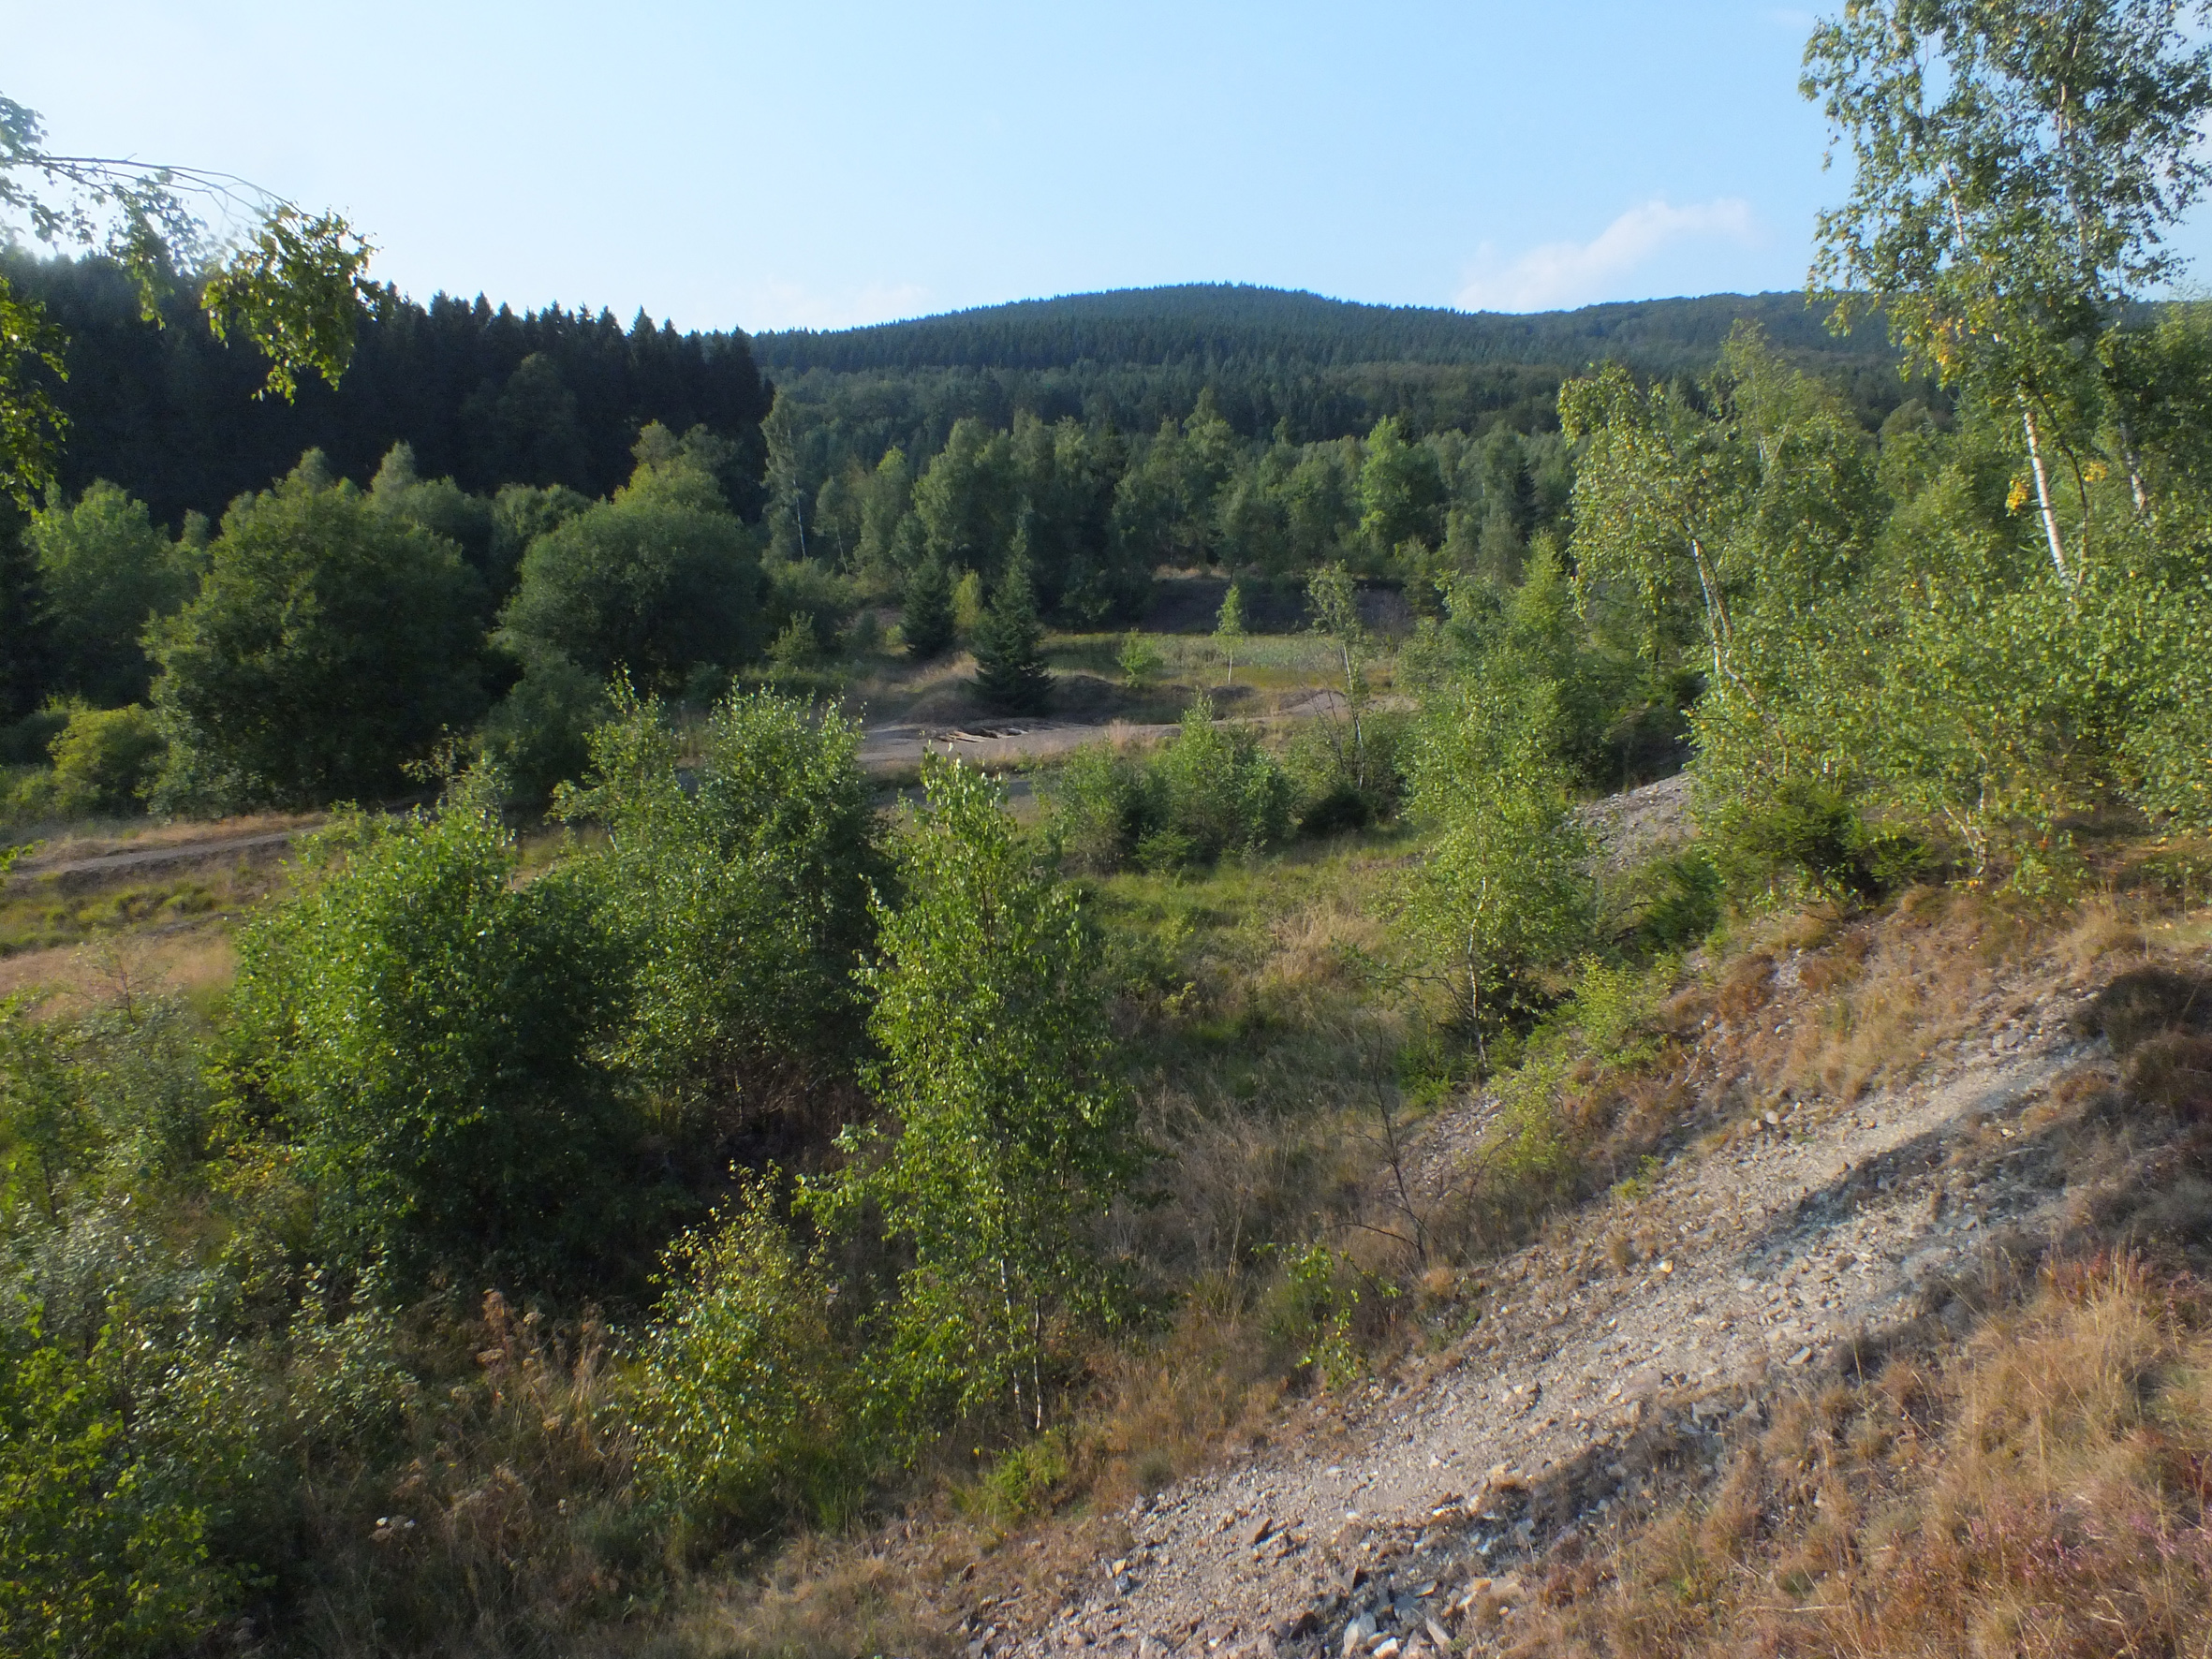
(496, 426), (760, 693)
(1402, 683), (1593, 1041)
(227, 799), (636, 1291)
(971, 557), (1053, 713)
(0, 92), (376, 502)
(830, 758), (1135, 1428)
(147, 453), (486, 810)
(555, 684), (879, 1123)
(1805, 0), (2212, 571)
(25, 480), (194, 706)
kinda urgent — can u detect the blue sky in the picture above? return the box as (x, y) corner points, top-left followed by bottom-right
(8, 1), (2196, 333)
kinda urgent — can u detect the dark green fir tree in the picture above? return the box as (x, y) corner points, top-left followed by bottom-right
(903, 555), (956, 660)
(971, 557), (1052, 713)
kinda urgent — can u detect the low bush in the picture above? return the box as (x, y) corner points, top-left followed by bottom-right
(1284, 706), (1411, 834)
(0, 1313), (240, 1659)
(3, 702), (166, 822)
(1046, 699), (1292, 874)
(479, 655), (608, 807)
(1704, 774), (1930, 906)
(631, 1182), (867, 1542)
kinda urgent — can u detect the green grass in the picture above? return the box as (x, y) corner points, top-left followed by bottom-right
(0, 876), (227, 957)
(1047, 628), (1354, 691)
(1091, 826), (1418, 1106)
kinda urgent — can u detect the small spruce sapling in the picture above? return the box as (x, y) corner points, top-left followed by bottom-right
(972, 559), (1052, 714)
(902, 557), (956, 660)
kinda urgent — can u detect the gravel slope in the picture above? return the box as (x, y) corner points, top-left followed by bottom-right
(991, 969), (2093, 1659)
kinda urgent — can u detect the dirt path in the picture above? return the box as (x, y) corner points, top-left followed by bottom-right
(994, 973), (2091, 1659)
(7, 827), (311, 890)
(856, 693), (1350, 777)
(6, 696), (1356, 889)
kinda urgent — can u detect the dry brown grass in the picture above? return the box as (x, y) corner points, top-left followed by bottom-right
(670, 1535), (959, 1659)
(0, 926), (238, 1015)
(3, 809), (322, 862)
(1511, 1257), (2212, 1659)
(289, 1294), (655, 1659)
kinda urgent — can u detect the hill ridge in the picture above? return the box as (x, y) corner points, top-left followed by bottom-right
(750, 285), (1891, 378)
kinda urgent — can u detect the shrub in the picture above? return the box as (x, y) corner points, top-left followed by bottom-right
(0, 703), (70, 767)
(766, 613), (822, 675)
(1402, 682), (1593, 1043)
(826, 756), (1137, 1430)
(478, 655), (608, 808)
(1117, 631), (1164, 685)
(1048, 744), (1148, 874)
(0, 1314), (238, 1659)
(972, 1429), (1073, 1524)
(1146, 698), (1293, 863)
(46, 704), (165, 816)
(555, 685), (880, 1118)
(1285, 706), (1410, 834)
(632, 1181), (864, 1538)
(1045, 701), (1292, 873)
(226, 797), (638, 1293)
(1630, 846), (1725, 949)
(1705, 775), (1927, 906)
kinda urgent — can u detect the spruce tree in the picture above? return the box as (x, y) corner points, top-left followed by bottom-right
(902, 556), (956, 660)
(971, 558), (1052, 713)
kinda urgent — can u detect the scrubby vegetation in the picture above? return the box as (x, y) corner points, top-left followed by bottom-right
(4, 5), (2212, 1656)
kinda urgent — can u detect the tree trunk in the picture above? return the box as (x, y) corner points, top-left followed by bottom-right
(2020, 400), (2071, 583)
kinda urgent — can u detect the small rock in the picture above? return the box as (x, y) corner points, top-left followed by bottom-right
(1786, 1345), (1814, 1367)
(1425, 1616), (1453, 1651)
(1370, 1640), (1401, 1659)
(1246, 1514), (1276, 1548)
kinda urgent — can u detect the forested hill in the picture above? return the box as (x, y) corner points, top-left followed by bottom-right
(8, 254), (774, 528)
(751, 285), (1889, 378)
(751, 286), (1916, 482)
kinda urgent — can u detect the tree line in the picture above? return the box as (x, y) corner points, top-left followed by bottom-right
(5, 253), (773, 526)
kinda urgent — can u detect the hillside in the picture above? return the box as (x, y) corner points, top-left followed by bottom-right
(750, 286), (1893, 378)
(705, 837), (2212, 1659)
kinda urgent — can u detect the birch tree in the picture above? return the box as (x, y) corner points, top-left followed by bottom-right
(1803, 0), (2212, 577)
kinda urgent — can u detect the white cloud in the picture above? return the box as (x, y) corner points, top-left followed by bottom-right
(1454, 198), (1760, 313)
(722, 277), (934, 333)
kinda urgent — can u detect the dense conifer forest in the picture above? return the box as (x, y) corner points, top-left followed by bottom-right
(4, 255), (774, 526)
